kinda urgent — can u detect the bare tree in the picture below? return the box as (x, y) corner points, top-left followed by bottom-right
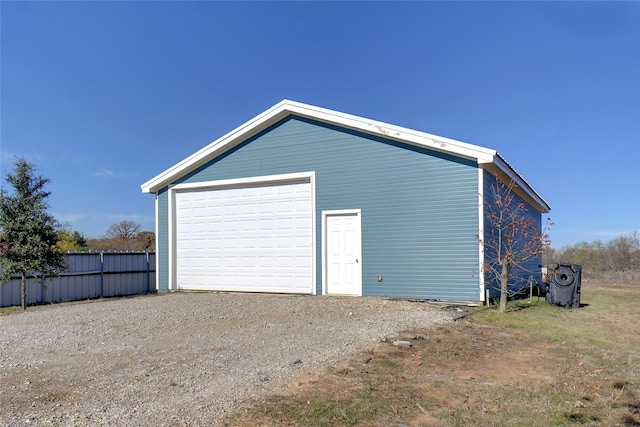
(483, 179), (551, 313)
(102, 221), (142, 250)
(553, 231), (639, 280)
(607, 231), (639, 272)
(106, 221), (141, 240)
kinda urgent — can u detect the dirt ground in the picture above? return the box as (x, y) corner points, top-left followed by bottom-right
(3, 283), (638, 426)
(0, 292), (449, 426)
(229, 284), (640, 426)
(229, 321), (558, 426)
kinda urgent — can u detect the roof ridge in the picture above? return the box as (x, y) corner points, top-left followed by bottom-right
(141, 100), (549, 212)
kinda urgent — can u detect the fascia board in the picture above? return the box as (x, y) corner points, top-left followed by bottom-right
(282, 101), (497, 163)
(141, 99), (499, 193)
(141, 101), (292, 193)
(491, 154), (551, 213)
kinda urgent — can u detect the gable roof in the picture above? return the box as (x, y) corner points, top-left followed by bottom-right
(141, 100), (550, 212)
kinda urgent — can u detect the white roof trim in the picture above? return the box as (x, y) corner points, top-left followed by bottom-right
(141, 100), (549, 212)
(277, 100), (498, 163)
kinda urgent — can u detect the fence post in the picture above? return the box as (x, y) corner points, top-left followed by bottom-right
(41, 272), (46, 304)
(100, 251), (104, 297)
(1, 251), (155, 308)
(146, 251), (150, 293)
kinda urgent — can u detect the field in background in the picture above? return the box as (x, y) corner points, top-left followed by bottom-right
(231, 281), (640, 426)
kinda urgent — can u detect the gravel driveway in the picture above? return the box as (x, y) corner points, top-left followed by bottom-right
(0, 292), (450, 426)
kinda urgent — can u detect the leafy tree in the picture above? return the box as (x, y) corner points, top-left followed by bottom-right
(483, 179), (550, 313)
(0, 158), (67, 310)
(56, 229), (88, 252)
(136, 230), (155, 250)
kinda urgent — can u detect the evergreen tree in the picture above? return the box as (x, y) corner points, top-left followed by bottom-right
(0, 158), (66, 310)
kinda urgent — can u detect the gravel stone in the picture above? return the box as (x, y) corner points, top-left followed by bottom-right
(0, 292), (450, 426)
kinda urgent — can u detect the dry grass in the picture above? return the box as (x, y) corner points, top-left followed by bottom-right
(228, 281), (640, 426)
(0, 305), (24, 315)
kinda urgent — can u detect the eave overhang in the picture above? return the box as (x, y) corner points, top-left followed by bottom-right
(141, 100), (550, 213)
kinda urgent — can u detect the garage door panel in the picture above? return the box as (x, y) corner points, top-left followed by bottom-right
(175, 180), (313, 293)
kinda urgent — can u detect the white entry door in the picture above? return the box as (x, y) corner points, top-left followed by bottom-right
(324, 210), (362, 296)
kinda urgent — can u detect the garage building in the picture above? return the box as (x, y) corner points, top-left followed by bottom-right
(141, 100), (550, 302)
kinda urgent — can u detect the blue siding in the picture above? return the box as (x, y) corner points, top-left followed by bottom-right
(157, 117), (482, 300)
(483, 171), (543, 297)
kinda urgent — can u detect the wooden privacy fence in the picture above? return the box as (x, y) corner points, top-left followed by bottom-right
(0, 251), (156, 308)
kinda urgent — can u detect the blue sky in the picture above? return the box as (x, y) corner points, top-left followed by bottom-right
(1, 1), (638, 248)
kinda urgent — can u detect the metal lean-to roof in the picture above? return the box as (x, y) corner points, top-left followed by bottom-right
(140, 100), (550, 212)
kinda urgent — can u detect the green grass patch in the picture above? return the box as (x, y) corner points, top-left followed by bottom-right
(236, 282), (640, 427)
(474, 285), (640, 354)
(255, 394), (393, 427)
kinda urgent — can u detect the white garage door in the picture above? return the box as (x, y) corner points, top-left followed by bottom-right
(174, 179), (313, 293)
